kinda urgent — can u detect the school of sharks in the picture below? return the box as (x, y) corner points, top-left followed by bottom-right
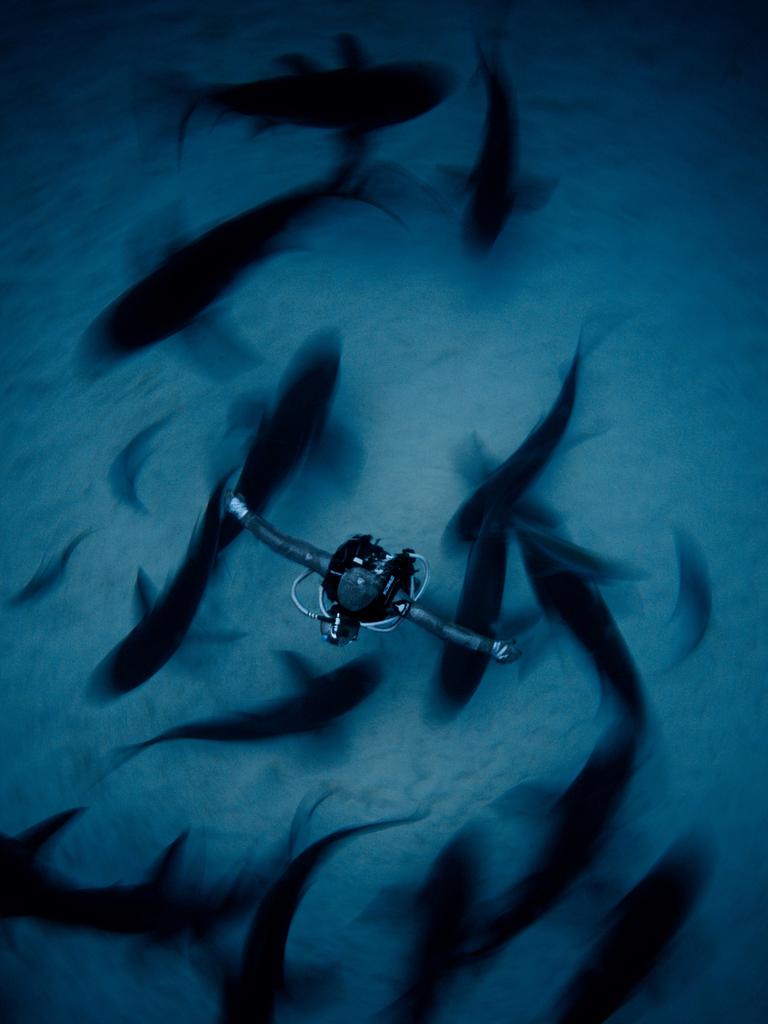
(5, 1), (762, 1022)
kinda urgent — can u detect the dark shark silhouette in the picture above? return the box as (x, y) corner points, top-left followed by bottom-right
(518, 526), (647, 731)
(464, 720), (638, 960)
(446, 338), (581, 546)
(88, 159), (375, 364)
(218, 331), (341, 551)
(94, 479), (226, 696)
(438, 513), (508, 711)
(174, 34), (455, 161)
(554, 836), (711, 1024)
(1, 809), (247, 939)
(116, 654), (380, 761)
(462, 46), (519, 251)
(221, 808), (417, 1024)
(390, 830), (480, 1023)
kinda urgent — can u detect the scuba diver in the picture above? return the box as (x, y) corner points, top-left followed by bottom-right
(226, 494), (520, 663)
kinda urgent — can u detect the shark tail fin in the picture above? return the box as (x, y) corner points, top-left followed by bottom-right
(16, 807), (85, 855)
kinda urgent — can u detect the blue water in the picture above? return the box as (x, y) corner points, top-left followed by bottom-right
(1, 0), (766, 1021)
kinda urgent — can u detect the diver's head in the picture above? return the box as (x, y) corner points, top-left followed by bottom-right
(337, 566), (383, 612)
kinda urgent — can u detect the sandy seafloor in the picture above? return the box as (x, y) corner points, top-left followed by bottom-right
(0, 0), (766, 1021)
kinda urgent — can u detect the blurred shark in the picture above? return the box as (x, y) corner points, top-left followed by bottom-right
(87, 158), (378, 368)
(462, 45), (555, 252)
(1, 809), (248, 940)
(94, 479), (227, 697)
(463, 720), (638, 960)
(171, 34), (455, 163)
(388, 830), (480, 1023)
(438, 511), (508, 711)
(115, 654), (380, 761)
(518, 525), (647, 731)
(445, 337), (581, 546)
(463, 44), (518, 251)
(221, 807), (417, 1024)
(553, 835), (711, 1024)
(217, 331), (341, 552)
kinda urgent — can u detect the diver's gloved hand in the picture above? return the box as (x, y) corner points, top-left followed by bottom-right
(226, 492), (250, 522)
(491, 640), (521, 664)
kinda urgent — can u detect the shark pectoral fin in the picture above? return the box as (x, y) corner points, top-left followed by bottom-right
(335, 32), (369, 69)
(658, 526), (712, 673)
(149, 831), (189, 891)
(453, 431), (499, 489)
(109, 415), (172, 514)
(512, 174), (559, 212)
(17, 807), (86, 854)
(182, 312), (261, 380)
(273, 52), (324, 75)
(133, 568), (158, 620)
(274, 650), (317, 692)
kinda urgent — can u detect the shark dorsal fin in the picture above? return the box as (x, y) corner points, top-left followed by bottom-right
(454, 431), (499, 488)
(133, 567), (158, 620)
(274, 650), (316, 692)
(16, 807), (85, 854)
(149, 831), (188, 890)
(336, 33), (368, 70)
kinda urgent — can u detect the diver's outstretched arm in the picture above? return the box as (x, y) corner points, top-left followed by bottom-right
(226, 494), (519, 663)
(404, 605), (520, 663)
(226, 494), (331, 576)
